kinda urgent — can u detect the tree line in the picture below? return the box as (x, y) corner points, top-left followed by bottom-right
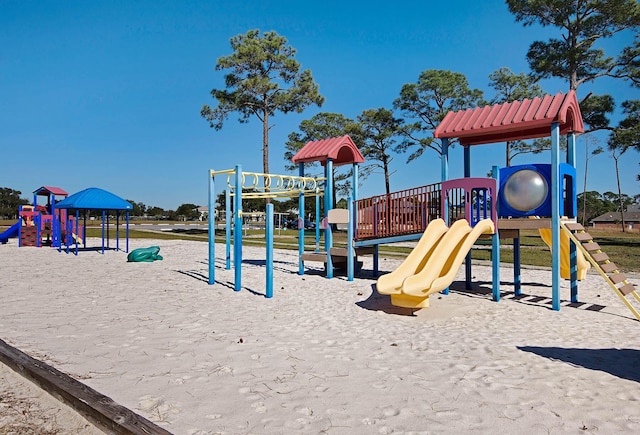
(0, 188), (203, 221)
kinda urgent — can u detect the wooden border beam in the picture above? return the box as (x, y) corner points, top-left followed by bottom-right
(0, 338), (171, 435)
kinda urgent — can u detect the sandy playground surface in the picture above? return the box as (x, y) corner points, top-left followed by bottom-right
(0, 237), (639, 434)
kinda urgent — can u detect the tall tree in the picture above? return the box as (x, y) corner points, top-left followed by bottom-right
(126, 200), (147, 217)
(617, 34), (640, 86)
(507, 0), (640, 90)
(147, 206), (166, 219)
(608, 143), (629, 230)
(201, 29), (324, 176)
(507, 0), (640, 200)
(607, 100), (640, 229)
(488, 67), (548, 166)
(354, 108), (404, 195)
(507, 0), (640, 131)
(393, 69), (484, 162)
(580, 134), (604, 224)
(175, 203), (200, 221)
(0, 187), (28, 219)
(577, 190), (610, 222)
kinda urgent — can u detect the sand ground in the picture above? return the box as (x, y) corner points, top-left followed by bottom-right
(1, 237), (639, 434)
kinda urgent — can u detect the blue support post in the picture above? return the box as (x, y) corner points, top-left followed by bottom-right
(234, 165), (242, 292)
(266, 203), (274, 298)
(315, 194), (320, 252)
(441, 138), (450, 295)
(551, 123), (561, 310)
(347, 197), (354, 281)
(101, 210), (105, 254)
(514, 235), (521, 296)
(441, 139), (450, 226)
(568, 132), (578, 303)
(351, 163), (359, 278)
(491, 165), (501, 302)
(441, 138), (449, 223)
(373, 244), (379, 276)
(75, 210), (79, 256)
(208, 170), (215, 285)
(464, 145), (472, 290)
(298, 163), (305, 275)
(325, 159), (334, 278)
(570, 240), (578, 303)
(37, 213), (42, 248)
(352, 163), (359, 239)
(125, 212), (129, 253)
(225, 189), (231, 270)
(116, 212), (120, 252)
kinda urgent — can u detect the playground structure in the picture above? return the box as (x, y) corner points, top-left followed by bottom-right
(367, 91), (638, 318)
(0, 186), (85, 248)
(0, 186), (132, 254)
(207, 135), (366, 296)
(206, 92), (638, 320)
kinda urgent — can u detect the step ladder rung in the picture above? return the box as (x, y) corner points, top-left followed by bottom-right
(601, 262), (619, 273)
(582, 242), (601, 251)
(591, 252), (610, 262)
(619, 283), (636, 296)
(564, 222), (584, 231)
(609, 273), (627, 284)
(562, 223), (640, 321)
(574, 232), (593, 242)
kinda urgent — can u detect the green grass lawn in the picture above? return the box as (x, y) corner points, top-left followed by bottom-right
(2, 219), (639, 273)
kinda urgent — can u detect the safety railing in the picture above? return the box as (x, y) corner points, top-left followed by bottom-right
(355, 183), (442, 240)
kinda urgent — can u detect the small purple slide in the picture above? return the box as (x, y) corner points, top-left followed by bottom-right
(0, 221), (20, 244)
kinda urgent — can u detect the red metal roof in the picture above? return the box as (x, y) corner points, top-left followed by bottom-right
(291, 134), (365, 166)
(33, 186), (68, 196)
(434, 91), (584, 146)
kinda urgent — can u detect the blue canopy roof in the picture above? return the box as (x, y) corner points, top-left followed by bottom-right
(56, 187), (132, 210)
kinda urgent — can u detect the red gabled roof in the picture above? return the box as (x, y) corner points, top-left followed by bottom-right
(33, 186), (68, 196)
(291, 134), (365, 166)
(434, 91), (584, 146)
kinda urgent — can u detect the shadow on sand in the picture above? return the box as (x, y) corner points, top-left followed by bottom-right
(356, 284), (420, 316)
(518, 346), (640, 383)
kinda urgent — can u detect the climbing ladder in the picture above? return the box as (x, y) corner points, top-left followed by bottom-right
(561, 221), (640, 321)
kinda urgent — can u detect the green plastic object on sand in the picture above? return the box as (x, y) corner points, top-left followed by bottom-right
(127, 246), (163, 262)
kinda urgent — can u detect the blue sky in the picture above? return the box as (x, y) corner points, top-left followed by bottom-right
(1, 0), (638, 210)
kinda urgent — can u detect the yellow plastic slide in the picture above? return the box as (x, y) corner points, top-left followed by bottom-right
(539, 227), (590, 280)
(376, 219), (495, 309)
(376, 219), (449, 296)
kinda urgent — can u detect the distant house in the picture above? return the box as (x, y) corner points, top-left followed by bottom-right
(196, 206), (216, 221)
(591, 204), (640, 231)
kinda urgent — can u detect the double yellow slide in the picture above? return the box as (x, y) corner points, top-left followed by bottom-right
(376, 218), (495, 309)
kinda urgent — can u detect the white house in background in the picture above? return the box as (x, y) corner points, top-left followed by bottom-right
(196, 206), (217, 221)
